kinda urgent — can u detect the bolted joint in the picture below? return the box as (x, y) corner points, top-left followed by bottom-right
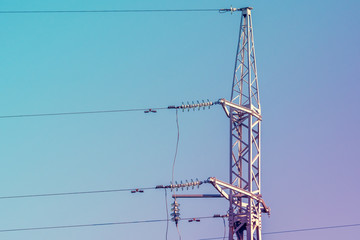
(242, 7), (253, 16)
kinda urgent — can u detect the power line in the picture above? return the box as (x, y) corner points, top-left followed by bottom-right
(221, 217), (226, 240)
(1, 217), (359, 236)
(0, 216), (215, 233)
(171, 109), (180, 193)
(198, 223), (360, 239)
(0, 99), (219, 119)
(0, 177), (210, 200)
(0, 107), (168, 119)
(0, 9), (220, 14)
(263, 223), (360, 235)
(165, 189), (169, 240)
(0, 187), (156, 200)
(0, 219), (167, 233)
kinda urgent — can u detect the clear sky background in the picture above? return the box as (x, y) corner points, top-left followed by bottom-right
(0, 0), (359, 239)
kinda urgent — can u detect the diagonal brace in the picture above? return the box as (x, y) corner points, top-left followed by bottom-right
(207, 177), (270, 214)
(219, 98), (262, 120)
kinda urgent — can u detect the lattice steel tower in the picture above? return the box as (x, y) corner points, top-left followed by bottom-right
(169, 6), (269, 240)
(209, 7), (270, 240)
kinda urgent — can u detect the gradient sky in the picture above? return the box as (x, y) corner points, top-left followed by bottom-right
(0, 0), (359, 239)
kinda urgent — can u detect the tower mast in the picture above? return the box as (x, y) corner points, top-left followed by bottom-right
(210, 7), (269, 240)
(169, 7), (269, 240)
(228, 7), (263, 239)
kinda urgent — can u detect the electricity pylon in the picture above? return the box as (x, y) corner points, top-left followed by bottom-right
(209, 7), (270, 240)
(168, 7), (269, 240)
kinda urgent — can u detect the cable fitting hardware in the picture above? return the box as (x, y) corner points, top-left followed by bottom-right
(144, 109), (157, 113)
(188, 218), (200, 222)
(130, 189), (144, 193)
(219, 6), (240, 14)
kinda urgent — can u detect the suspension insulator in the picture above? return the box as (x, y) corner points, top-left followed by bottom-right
(171, 200), (180, 225)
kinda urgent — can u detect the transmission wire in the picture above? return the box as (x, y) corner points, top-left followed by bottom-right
(0, 216), (215, 233)
(222, 217), (226, 240)
(263, 223), (360, 235)
(198, 223), (360, 239)
(165, 189), (169, 240)
(0, 219), (167, 233)
(0, 187), (156, 200)
(171, 109), (180, 190)
(0, 9), (220, 14)
(0, 107), (168, 119)
(177, 224), (182, 240)
(0, 99), (219, 119)
(171, 109), (181, 239)
(0, 217), (358, 236)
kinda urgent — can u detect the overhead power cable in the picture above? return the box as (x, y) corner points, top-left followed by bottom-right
(0, 99), (219, 119)
(171, 109), (180, 198)
(0, 108), (168, 119)
(263, 223), (360, 235)
(0, 9), (220, 14)
(0, 177), (209, 200)
(198, 223), (360, 239)
(0, 216), (215, 233)
(0, 219), (167, 233)
(164, 189), (169, 240)
(1, 218), (359, 235)
(171, 112), (182, 240)
(0, 187), (156, 200)
(221, 217), (226, 240)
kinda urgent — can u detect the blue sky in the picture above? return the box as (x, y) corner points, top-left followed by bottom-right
(0, 0), (359, 239)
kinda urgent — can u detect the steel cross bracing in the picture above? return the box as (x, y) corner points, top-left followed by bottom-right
(211, 7), (269, 240)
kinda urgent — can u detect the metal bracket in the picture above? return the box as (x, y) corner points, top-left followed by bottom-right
(219, 98), (262, 120)
(208, 177), (270, 214)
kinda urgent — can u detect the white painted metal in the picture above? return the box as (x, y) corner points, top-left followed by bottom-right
(212, 7), (269, 240)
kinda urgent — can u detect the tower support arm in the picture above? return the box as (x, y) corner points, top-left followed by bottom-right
(208, 177), (270, 214)
(219, 98), (262, 120)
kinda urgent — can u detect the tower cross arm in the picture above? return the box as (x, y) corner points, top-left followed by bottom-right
(207, 177), (270, 214)
(219, 98), (262, 120)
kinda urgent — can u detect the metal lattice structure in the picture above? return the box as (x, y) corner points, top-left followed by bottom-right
(209, 7), (269, 240)
(170, 7), (269, 240)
